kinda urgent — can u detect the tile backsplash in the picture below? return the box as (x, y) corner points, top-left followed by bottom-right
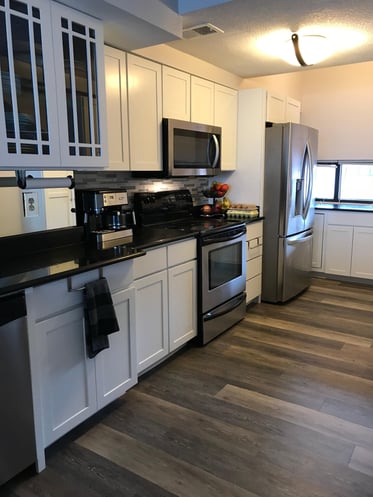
(74, 171), (210, 206)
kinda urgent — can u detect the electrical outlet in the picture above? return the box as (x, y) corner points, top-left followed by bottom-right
(23, 191), (39, 218)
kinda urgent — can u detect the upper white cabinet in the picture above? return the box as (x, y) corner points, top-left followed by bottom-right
(0, 0), (107, 169)
(266, 91), (301, 123)
(162, 66), (190, 121)
(127, 53), (162, 172)
(104, 46), (130, 170)
(214, 83), (238, 170)
(191, 76), (215, 125)
(191, 75), (238, 170)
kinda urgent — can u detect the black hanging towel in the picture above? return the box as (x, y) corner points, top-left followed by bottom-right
(84, 277), (120, 358)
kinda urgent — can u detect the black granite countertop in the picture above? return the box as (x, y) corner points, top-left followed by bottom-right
(0, 216), (263, 296)
(315, 202), (373, 212)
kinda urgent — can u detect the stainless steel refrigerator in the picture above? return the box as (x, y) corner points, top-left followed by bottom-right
(262, 122), (318, 303)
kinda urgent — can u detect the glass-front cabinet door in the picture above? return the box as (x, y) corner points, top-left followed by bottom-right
(0, 0), (60, 167)
(0, 0), (107, 169)
(51, 2), (107, 168)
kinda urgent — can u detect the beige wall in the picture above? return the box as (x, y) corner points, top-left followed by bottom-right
(298, 62), (373, 161)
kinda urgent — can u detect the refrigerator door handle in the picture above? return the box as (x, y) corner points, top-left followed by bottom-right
(302, 143), (313, 220)
(287, 230), (313, 245)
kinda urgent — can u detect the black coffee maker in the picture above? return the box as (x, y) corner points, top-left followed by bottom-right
(75, 189), (135, 247)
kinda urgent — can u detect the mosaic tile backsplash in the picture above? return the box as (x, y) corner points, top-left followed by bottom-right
(74, 171), (211, 207)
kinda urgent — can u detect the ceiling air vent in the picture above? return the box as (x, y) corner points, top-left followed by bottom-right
(182, 23), (224, 40)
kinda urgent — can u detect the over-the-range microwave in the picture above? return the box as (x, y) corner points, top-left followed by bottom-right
(162, 118), (221, 177)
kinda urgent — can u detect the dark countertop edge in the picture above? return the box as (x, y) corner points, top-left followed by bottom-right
(0, 250), (146, 297)
(315, 203), (373, 212)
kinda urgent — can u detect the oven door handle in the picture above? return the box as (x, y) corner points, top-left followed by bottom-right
(204, 292), (246, 321)
(201, 227), (246, 245)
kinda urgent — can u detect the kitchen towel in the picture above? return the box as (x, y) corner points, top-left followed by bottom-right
(84, 277), (119, 358)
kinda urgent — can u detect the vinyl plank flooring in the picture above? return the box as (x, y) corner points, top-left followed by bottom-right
(2, 277), (373, 497)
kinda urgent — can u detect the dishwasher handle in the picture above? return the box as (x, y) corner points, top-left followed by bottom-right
(0, 291), (26, 327)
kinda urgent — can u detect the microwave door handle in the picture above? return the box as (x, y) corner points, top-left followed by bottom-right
(207, 134), (220, 168)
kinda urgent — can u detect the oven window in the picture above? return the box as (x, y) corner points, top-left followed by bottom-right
(209, 242), (242, 290)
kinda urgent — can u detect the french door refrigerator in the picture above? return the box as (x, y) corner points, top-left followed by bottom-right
(262, 122), (318, 303)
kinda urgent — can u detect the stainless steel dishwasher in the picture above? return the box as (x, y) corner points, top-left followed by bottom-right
(0, 291), (36, 485)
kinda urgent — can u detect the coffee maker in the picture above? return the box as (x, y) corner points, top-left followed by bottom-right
(75, 189), (135, 248)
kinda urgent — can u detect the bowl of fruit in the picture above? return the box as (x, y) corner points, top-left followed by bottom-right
(202, 181), (229, 199)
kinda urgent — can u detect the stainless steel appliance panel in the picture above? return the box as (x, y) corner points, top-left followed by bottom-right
(0, 291), (36, 484)
(262, 122), (318, 303)
(201, 228), (246, 313)
(201, 293), (246, 345)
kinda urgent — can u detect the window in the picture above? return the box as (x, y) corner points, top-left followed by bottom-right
(313, 162), (373, 203)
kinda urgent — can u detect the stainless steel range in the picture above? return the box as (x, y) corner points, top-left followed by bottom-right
(134, 189), (247, 345)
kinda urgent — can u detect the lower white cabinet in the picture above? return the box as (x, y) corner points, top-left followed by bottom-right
(312, 212), (325, 269)
(133, 239), (197, 374)
(351, 227), (373, 279)
(325, 225), (353, 276)
(246, 221), (263, 303)
(28, 261), (136, 452)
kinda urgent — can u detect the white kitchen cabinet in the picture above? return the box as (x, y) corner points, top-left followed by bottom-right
(191, 76), (238, 170)
(127, 54), (162, 171)
(168, 260), (197, 351)
(133, 269), (169, 373)
(27, 261), (136, 451)
(104, 46), (130, 170)
(0, 0), (107, 169)
(162, 66), (191, 121)
(266, 92), (286, 123)
(214, 84), (238, 170)
(133, 239), (197, 374)
(246, 221), (263, 303)
(51, 2), (107, 168)
(35, 306), (96, 446)
(95, 286), (137, 409)
(324, 225), (353, 276)
(312, 212), (325, 269)
(286, 97), (301, 123)
(266, 92), (301, 123)
(351, 227), (373, 279)
(191, 76), (215, 125)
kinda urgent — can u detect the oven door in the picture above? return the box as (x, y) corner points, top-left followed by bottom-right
(200, 226), (246, 313)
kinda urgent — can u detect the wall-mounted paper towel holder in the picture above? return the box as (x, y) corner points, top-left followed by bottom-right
(16, 170), (75, 190)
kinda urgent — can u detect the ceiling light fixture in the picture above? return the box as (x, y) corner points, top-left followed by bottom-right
(283, 33), (331, 67)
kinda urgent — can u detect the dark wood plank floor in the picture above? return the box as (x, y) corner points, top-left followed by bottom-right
(3, 277), (373, 497)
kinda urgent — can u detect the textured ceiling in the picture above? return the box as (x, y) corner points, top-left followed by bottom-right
(166, 0), (373, 77)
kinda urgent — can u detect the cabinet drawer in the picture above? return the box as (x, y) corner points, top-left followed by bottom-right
(246, 274), (262, 302)
(246, 256), (262, 279)
(167, 238), (196, 267)
(102, 260), (133, 293)
(246, 222), (263, 240)
(31, 270), (99, 320)
(133, 247), (167, 279)
(247, 243), (263, 260)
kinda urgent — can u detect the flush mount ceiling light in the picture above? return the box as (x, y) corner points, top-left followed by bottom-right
(284, 33), (331, 66)
(256, 28), (366, 68)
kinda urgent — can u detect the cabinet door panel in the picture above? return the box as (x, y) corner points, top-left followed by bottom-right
(95, 287), (137, 409)
(104, 46), (129, 170)
(133, 271), (168, 373)
(351, 227), (373, 279)
(191, 76), (214, 125)
(168, 260), (197, 352)
(324, 225), (353, 275)
(127, 54), (162, 171)
(162, 66), (190, 121)
(214, 84), (237, 170)
(37, 307), (96, 446)
(312, 213), (325, 269)
(0, 0), (60, 166)
(51, 2), (107, 167)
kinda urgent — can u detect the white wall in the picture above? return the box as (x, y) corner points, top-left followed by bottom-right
(299, 62), (373, 161)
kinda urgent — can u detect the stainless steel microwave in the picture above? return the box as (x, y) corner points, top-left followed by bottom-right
(162, 118), (221, 177)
